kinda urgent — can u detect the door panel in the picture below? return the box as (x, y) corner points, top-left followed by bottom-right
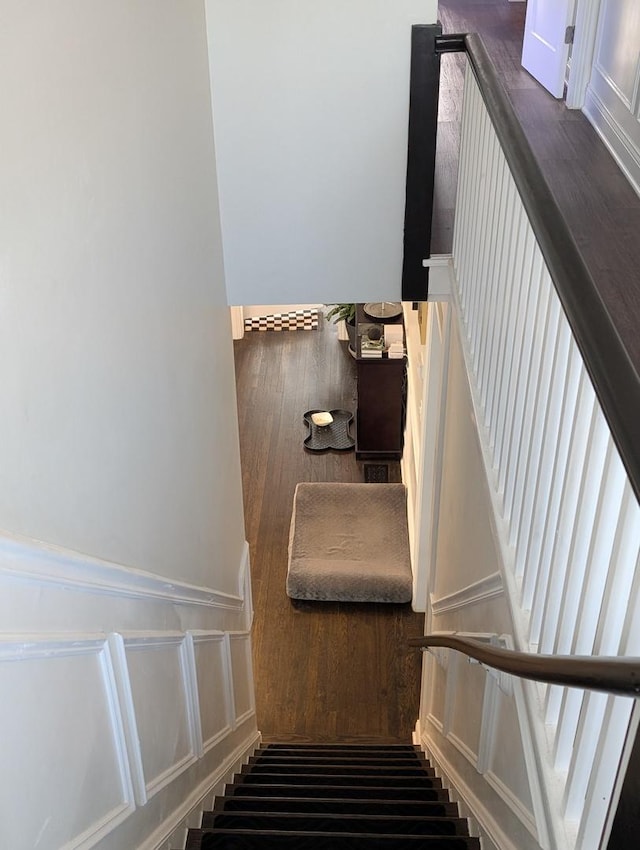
(521, 0), (577, 98)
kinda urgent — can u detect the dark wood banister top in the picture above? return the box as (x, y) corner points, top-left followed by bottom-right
(409, 634), (640, 697)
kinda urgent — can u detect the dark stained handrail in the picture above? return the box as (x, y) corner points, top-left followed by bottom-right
(409, 635), (640, 697)
(433, 30), (640, 505)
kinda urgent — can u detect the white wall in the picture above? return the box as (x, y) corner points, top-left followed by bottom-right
(0, 0), (246, 593)
(205, 0), (438, 306)
(0, 3), (257, 849)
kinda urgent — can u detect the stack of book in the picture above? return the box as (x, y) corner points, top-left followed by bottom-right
(360, 336), (384, 358)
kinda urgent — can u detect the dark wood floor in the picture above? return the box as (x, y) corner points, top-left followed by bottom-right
(234, 322), (424, 744)
(433, 0), (640, 375)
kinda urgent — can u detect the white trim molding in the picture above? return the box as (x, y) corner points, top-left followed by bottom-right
(0, 529), (245, 611)
(431, 572), (504, 615)
(140, 730), (261, 850)
(422, 733), (530, 850)
(583, 87), (640, 197)
(120, 632), (199, 803)
(566, 0), (603, 109)
(486, 769), (539, 840)
(0, 634), (137, 849)
(188, 630), (235, 754)
(228, 630), (257, 728)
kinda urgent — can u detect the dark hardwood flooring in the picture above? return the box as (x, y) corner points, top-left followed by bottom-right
(433, 0), (640, 376)
(234, 323), (424, 744)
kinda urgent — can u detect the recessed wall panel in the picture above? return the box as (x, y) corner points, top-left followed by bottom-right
(449, 658), (485, 762)
(192, 633), (232, 750)
(228, 632), (255, 725)
(0, 640), (132, 849)
(125, 637), (195, 797)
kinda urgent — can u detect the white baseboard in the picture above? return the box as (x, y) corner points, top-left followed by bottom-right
(420, 733), (529, 850)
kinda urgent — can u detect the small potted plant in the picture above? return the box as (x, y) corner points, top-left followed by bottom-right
(325, 303), (356, 352)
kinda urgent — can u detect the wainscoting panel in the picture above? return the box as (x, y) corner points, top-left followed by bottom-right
(0, 636), (135, 850)
(228, 631), (256, 727)
(0, 532), (257, 850)
(584, 0), (640, 193)
(448, 657), (485, 765)
(123, 634), (197, 802)
(189, 631), (233, 753)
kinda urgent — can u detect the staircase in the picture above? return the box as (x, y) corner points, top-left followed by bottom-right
(187, 743), (480, 848)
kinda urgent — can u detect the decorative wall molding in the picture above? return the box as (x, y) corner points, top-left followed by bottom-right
(566, 0), (604, 109)
(593, 62), (632, 110)
(108, 633), (149, 806)
(0, 633), (109, 659)
(188, 631), (234, 754)
(448, 730), (479, 770)
(139, 730), (261, 850)
(0, 626), (257, 849)
(427, 712), (445, 736)
(228, 631), (257, 728)
(0, 634), (136, 849)
(485, 769), (539, 839)
(431, 572), (504, 615)
(421, 733), (529, 850)
(477, 672), (499, 775)
(583, 87), (640, 197)
(424, 630), (550, 848)
(121, 633), (199, 802)
(239, 542), (254, 628)
(184, 633), (205, 759)
(0, 529), (245, 611)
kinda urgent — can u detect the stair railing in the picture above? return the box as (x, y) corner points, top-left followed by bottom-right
(437, 32), (640, 504)
(415, 25), (640, 850)
(410, 634), (640, 698)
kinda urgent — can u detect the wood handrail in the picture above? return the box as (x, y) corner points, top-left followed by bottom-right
(409, 635), (640, 697)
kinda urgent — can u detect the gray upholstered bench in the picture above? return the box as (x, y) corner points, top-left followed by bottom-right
(286, 482), (412, 603)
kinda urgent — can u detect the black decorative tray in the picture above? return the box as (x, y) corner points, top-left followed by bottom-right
(303, 409), (355, 452)
(363, 302), (402, 320)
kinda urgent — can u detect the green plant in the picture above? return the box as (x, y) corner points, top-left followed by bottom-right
(325, 303), (356, 325)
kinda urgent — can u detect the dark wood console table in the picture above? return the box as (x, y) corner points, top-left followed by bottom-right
(354, 303), (406, 460)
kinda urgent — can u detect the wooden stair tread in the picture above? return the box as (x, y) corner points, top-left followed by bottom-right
(189, 742), (478, 849)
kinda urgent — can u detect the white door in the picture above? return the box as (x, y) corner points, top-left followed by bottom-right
(521, 0), (577, 98)
(583, 0), (640, 194)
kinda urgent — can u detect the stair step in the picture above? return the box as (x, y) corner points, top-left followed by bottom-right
(241, 763), (435, 777)
(193, 829), (481, 849)
(226, 782), (450, 801)
(251, 754), (429, 767)
(212, 795), (459, 817)
(258, 746), (421, 758)
(205, 812), (468, 835)
(261, 743), (419, 751)
(235, 772), (442, 788)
